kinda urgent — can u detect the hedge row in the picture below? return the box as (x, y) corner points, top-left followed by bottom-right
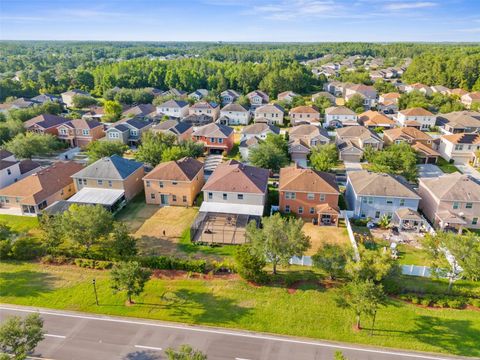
(399, 293), (480, 309)
(138, 255), (235, 274)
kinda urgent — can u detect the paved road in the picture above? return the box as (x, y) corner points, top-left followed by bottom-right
(456, 164), (480, 181)
(417, 164), (444, 179)
(0, 305), (466, 360)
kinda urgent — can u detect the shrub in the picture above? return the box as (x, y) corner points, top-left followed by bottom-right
(435, 297), (450, 308)
(420, 297), (432, 307)
(0, 239), (12, 259)
(139, 256), (209, 273)
(74, 258), (112, 270)
(447, 298), (466, 309)
(10, 237), (44, 260)
(234, 245), (266, 283)
(469, 298), (480, 308)
(411, 296), (420, 304)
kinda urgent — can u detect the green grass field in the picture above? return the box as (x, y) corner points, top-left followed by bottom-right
(1, 261), (479, 357)
(436, 158), (460, 174)
(0, 215), (39, 233)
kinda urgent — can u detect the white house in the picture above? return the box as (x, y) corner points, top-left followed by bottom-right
(0, 150), (41, 189)
(247, 90), (269, 108)
(344, 84), (377, 108)
(254, 104), (285, 125)
(219, 103), (251, 125)
(220, 90), (241, 105)
(437, 133), (480, 164)
(188, 89), (209, 101)
(324, 106), (358, 128)
(156, 100), (189, 118)
(396, 107), (436, 131)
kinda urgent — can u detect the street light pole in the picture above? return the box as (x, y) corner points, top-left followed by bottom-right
(92, 278), (99, 306)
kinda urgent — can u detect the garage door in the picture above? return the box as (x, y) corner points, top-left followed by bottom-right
(452, 156), (471, 165)
(341, 153), (361, 162)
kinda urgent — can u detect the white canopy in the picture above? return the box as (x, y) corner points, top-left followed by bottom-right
(68, 187), (125, 206)
(199, 201), (264, 216)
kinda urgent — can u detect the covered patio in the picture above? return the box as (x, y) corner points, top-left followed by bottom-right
(316, 203), (340, 226)
(392, 208), (426, 232)
(67, 187), (126, 212)
(435, 211), (467, 234)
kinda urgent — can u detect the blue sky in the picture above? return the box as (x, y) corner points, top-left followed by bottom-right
(1, 0), (479, 42)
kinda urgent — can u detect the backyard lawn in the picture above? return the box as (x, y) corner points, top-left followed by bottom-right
(436, 158), (460, 174)
(0, 214), (39, 233)
(0, 261), (479, 357)
(302, 222), (350, 256)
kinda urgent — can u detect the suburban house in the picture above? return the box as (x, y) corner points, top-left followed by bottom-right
(461, 92), (480, 109)
(122, 104), (158, 120)
(288, 124), (330, 166)
(150, 119), (193, 141)
(239, 136), (261, 161)
(247, 90), (269, 109)
(358, 110), (396, 129)
(106, 118), (153, 145)
(405, 83), (433, 96)
(61, 89), (91, 107)
(344, 84), (377, 108)
(156, 100), (189, 118)
(0, 98), (39, 112)
(240, 123), (280, 142)
(143, 157), (204, 207)
(218, 103), (250, 125)
(0, 150), (41, 189)
(0, 161), (83, 215)
(377, 92), (400, 113)
(396, 107), (436, 130)
(437, 133), (480, 164)
(31, 94), (61, 104)
(220, 89), (241, 105)
(254, 104), (285, 125)
(279, 165), (340, 225)
(277, 91), (299, 103)
(181, 114), (213, 127)
(311, 91), (336, 104)
(449, 88), (468, 97)
(436, 111), (480, 134)
(430, 85), (451, 95)
(24, 114), (70, 135)
(192, 123), (234, 154)
(324, 106), (358, 128)
(324, 81), (347, 97)
(161, 88), (187, 98)
(56, 119), (105, 148)
(70, 155), (144, 210)
(378, 92), (401, 104)
(289, 106), (321, 126)
(188, 89), (209, 101)
(419, 173), (480, 232)
(412, 142), (441, 164)
(336, 126), (383, 163)
(82, 106), (106, 121)
(191, 160), (269, 244)
(383, 127), (435, 147)
(346, 170), (421, 220)
(189, 101), (220, 121)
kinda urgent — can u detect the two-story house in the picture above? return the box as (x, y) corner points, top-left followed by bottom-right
(404, 83), (433, 96)
(189, 101), (220, 121)
(123, 104), (157, 120)
(150, 119), (193, 141)
(419, 173), (480, 232)
(220, 89), (241, 105)
(336, 126), (383, 162)
(106, 118), (153, 145)
(461, 92), (480, 109)
(218, 103), (250, 125)
(436, 111), (480, 134)
(61, 89), (91, 108)
(199, 160), (269, 217)
(324, 106), (358, 128)
(0, 161), (83, 215)
(24, 114), (70, 135)
(160, 88), (187, 98)
(277, 91), (299, 103)
(188, 89), (209, 101)
(279, 165), (340, 225)
(288, 125), (330, 166)
(240, 123), (280, 142)
(0, 150), (41, 189)
(437, 133), (480, 164)
(254, 104), (285, 125)
(346, 170), (421, 221)
(358, 110), (396, 129)
(192, 123), (234, 154)
(396, 107), (436, 130)
(70, 155), (144, 210)
(143, 157), (204, 207)
(247, 90), (269, 110)
(289, 106), (321, 126)
(57, 119), (104, 148)
(345, 84), (377, 108)
(156, 100), (189, 119)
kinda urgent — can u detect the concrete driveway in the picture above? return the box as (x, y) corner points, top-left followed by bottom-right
(344, 162), (363, 172)
(417, 164), (444, 178)
(456, 164), (480, 180)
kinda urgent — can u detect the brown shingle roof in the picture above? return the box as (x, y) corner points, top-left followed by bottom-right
(0, 161), (83, 205)
(325, 106), (356, 116)
(399, 107), (434, 116)
(202, 160), (268, 194)
(143, 157), (203, 182)
(279, 165), (339, 194)
(383, 127), (433, 141)
(348, 171), (420, 198)
(442, 133), (480, 145)
(289, 105), (320, 114)
(420, 173), (480, 202)
(193, 123), (233, 138)
(358, 110), (396, 126)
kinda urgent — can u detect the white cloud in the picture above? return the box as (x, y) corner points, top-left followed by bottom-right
(384, 2), (437, 11)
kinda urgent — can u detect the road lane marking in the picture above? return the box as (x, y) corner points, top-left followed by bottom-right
(45, 334), (66, 339)
(235, 358), (251, 360)
(134, 345), (163, 351)
(0, 306), (454, 360)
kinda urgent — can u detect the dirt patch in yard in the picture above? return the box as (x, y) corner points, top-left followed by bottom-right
(134, 207), (198, 239)
(302, 222), (350, 255)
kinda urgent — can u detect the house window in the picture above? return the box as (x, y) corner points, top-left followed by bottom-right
(223, 193), (228, 200)
(453, 202), (460, 209)
(285, 205), (290, 213)
(368, 197), (373, 204)
(60, 128), (67, 135)
(82, 129), (89, 136)
(310, 207), (315, 214)
(320, 194), (326, 201)
(150, 193), (155, 199)
(473, 217), (478, 225)
(400, 199), (405, 206)
(218, 138), (223, 144)
(146, 181), (150, 188)
(172, 181), (178, 185)
(298, 206), (303, 214)
(386, 199), (393, 205)
(172, 195), (177, 202)
(307, 193), (315, 200)
(7, 169), (11, 175)
(183, 196), (187, 202)
(108, 181), (112, 187)
(159, 182), (164, 188)
(375, 211), (381, 218)
(237, 194), (244, 200)
(466, 202), (473, 209)
(97, 180), (103, 186)
(455, 144), (463, 151)
(131, 130), (138, 136)
(210, 137), (215, 143)
(285, 192), (296, 200)
(208, 192), (213, 199)
(362, 197), (367, 203)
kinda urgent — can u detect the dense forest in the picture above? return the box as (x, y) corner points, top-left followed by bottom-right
(1, 41), (480, 101)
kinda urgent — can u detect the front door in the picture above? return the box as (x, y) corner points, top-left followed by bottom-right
(160, 194), (169, 205)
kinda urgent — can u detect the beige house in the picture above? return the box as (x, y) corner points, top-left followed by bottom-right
(419, 173), (480, 232)
(143, 157), (204, 207)
(396, 108), (436, 130)
(61, 89), (91, 108)
(289, 106), (321, 126)
(324, 106), (358, 128)
(0, 161), (83, 215)
(254, 104), (285, 125)
(358, 110), (396, 129)
(461, 92), (480, 109)
(405, 83), (432, 96)
(189, 101), (220, 121)
(288, 125), (330, 166)
(336, 126), (383, 162)
(437, 133), (480, 165)
(70, 155), (144, 210)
